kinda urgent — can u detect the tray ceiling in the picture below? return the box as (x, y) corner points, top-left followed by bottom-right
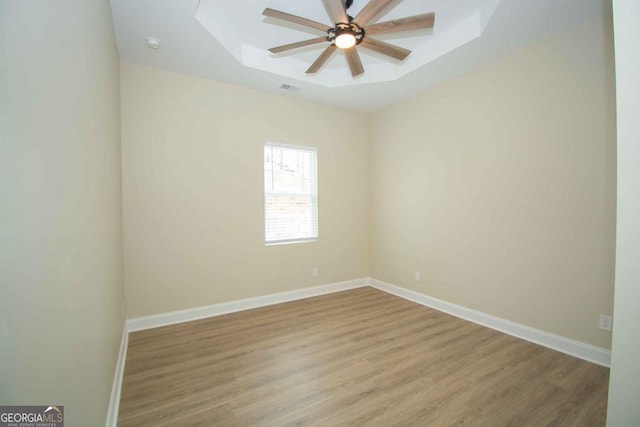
(110, 0), (611, 112)
(195, 0), (499, 87)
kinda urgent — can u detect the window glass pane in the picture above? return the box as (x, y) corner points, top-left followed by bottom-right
(264, 143), (317, 244)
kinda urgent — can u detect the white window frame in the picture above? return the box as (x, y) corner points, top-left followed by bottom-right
(264, 142), (318, 245)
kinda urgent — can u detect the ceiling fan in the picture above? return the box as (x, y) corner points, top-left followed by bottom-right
(262, 0), (435, 77)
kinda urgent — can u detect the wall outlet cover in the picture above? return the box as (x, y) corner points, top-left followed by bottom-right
(599, 314), (612, 331)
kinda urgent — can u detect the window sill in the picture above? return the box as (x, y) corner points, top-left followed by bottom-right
(265, 239), (317, 246)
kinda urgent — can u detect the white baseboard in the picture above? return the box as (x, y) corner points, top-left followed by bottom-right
(369, 278), (611, 367)
(127, 277), (369, 332)
(105, 323), (129, 427)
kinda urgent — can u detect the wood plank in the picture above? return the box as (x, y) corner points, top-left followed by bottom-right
(365, 12), (435, 36)
(269, 37), (327, 54)
(353, 0), (396, 27)
(119, 287), (609, 426)
(306, 45), (337, 74)
(322, 0), (348, 24)
(345, 47), (365, 77)
(359, 37), (411, 61)
(262, 8), (330, 33)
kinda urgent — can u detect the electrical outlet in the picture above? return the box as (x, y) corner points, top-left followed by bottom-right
(599, 315), (612, 331)
(312, 267), (318, 277)
(415, 272), (421, 282)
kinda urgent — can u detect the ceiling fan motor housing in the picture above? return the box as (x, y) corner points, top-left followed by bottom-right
(327, 22), (365, 46)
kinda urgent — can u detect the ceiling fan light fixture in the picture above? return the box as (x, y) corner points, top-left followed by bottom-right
(328, 22), (365, 50)
(335, 33), (356, 49)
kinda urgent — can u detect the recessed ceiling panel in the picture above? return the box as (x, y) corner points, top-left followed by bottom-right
(195, 0), (501, 87)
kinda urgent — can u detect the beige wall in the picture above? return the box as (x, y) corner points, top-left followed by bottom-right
(607, 0), (640, 424)
(0, 0), (124, 425)
(121, 63), (370, 318)
(370, 17), (616, 349)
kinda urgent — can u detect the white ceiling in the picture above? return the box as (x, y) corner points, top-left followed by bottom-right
(110, 0), (611, 113)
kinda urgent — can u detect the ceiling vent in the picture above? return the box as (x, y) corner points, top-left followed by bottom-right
(280, 84), (301, 92)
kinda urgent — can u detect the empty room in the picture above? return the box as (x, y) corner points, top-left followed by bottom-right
(1, 0), (639, 426)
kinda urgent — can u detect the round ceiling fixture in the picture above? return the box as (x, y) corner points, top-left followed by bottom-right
(335, 33), (356, 49)
(328, 22), (364, 50)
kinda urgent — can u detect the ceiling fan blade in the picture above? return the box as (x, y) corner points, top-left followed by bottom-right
(353, 0), (396, 27)
(359, 38), (411, 61)
(263, 8), (331, 33)
(345, 47), (365, 77)
(365, 12), (435, 36)
(306, 45), (338, 74)
(269, 37), (328, 54)
(322, 0), (348, 24)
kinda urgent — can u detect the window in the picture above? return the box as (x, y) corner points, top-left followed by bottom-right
(264, 143), (318, 244)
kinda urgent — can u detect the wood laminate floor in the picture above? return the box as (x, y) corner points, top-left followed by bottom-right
(118, 287), (609, 426)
